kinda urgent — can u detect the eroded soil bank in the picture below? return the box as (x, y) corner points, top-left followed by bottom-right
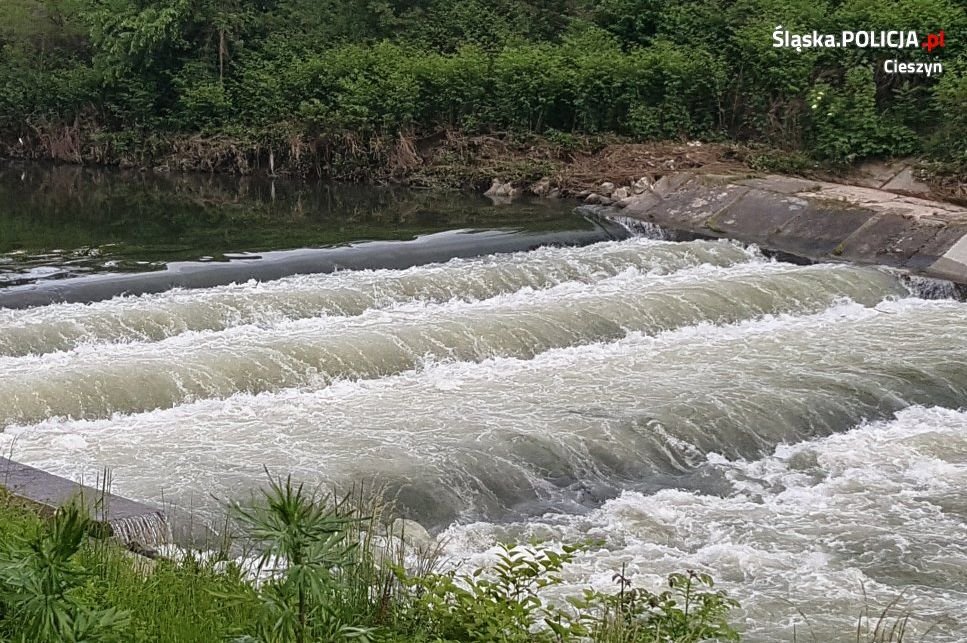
(3, 129), (964, 204)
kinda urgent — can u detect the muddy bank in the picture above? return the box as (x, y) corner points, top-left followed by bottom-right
(607, 172), (967, 286)
(1, 127), (748, 190)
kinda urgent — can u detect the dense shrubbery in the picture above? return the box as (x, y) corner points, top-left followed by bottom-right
(0, 480), (741, 642)
(0, 0), (964, 170)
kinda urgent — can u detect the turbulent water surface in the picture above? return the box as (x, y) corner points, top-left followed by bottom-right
(2, 169), (967, 641)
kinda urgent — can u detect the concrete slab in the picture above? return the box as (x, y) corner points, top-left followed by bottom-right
(707, 189), (808, 245)
(620, 191), (661, 217)
(772, 202), (874, 257)
(929, 232), (967, 282)
(648, 183), (750, 232)
(942, 232), (967, 264)
(909, 223), (967, 270)
(613, 169), (967, 284)
(798, 183), (901, 208)
(651, 173), (696, 198)
(852, 159), (909, 189)
(0, 457), (170, 547)
(837, 213), (944, 267)
(882, 166), (932, 195)
(737, 175), (822, 194)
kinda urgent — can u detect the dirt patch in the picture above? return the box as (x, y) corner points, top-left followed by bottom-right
(2, 126), (963, 204)
(557, 142), (747, 192)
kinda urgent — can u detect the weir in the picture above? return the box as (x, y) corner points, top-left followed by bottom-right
(615, 172), (967, 285)
(0, 221), (629, 310)
(0, 457), (171, 548)
(2, 195), (967, 640)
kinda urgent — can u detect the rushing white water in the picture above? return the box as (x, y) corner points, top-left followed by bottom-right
(0, 238), (752, 358)
(108, 512), (172, 549)
(441, 405), (967, 643)
(0, 260), (904, 425)
(1, 235), (965, 641)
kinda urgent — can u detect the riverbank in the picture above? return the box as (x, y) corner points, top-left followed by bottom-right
(0, 475), (743, 643)
(599, 172), (967, 287)
(4, 130), (965, 205)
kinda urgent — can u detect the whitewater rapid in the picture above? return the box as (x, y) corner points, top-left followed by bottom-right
(442, 405), (967, 642)
(1, 234), (965, 641)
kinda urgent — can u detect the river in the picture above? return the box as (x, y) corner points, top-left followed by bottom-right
(1, 164), (966, 641)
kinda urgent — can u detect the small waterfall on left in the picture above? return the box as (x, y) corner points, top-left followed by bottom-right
(107, 512), (173, 549)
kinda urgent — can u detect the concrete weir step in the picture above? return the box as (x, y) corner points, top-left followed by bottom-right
(617, 172), (967, 285)
(0, 457), (171, 548)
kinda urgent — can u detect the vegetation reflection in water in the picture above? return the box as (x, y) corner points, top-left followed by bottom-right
(0, 163), (587, 287)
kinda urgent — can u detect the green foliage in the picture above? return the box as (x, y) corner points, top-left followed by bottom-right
(395, 542), (581, 641)
(568, 569), (740, 643)
(228, 473), (375, 643)
(0, 0), (965, 171)
(394, 543), (741, 643)
(807, 67), (919, 164)
(0, 479), (741, 642)
(0, 502), (130, 642)
(931, 67), (967, 166)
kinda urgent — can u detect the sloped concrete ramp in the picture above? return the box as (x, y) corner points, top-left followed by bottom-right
(0, 457), (170, 547)
(620, 174), (967, 284)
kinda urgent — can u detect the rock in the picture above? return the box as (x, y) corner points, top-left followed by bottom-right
(598, 196), (614, 206)
(530, 178), (554, 197)
(598, 182), (616, 196)
(632, 177), (652, 194)
(485, 178), (522, 203)
(576, 190), (591, 199)
(612, 186), (631, 200)
(390, 518), (432, 548)
(484, 178), (503, 197)
(617, 196), (637, 209)
(485, 178), (519, 198)
(546, 188), (561, 199)
(585, 193), (604, 204)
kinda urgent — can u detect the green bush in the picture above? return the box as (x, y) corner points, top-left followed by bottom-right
(0, 0), (965, 170)
(807, 67), (918, 164)
(0, 479), (741, 643)
(0, 503), (130, 642)
(393, 542), (740, 643)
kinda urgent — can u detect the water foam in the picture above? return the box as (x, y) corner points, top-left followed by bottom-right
(0, 261), (903, 425)
(438, 405), (967, 642)
(4, 296), (964, 529)
(0, 238), (757, 358)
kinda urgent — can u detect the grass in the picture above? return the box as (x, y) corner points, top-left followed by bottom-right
(0, 477), (945, 643)
(0, 476), (743, 642)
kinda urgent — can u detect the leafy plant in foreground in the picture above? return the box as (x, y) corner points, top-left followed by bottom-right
(569, 568), (740, 643)
(0, 502), (130, 642)
(394, 542), (741, 643)
(227, 473), (375, 643)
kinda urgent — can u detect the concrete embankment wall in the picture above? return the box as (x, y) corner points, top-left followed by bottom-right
(618, 174), (967, 285)
(0, 457), (170, 548)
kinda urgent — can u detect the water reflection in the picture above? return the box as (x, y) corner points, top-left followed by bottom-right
(0, 163), (586, 286)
